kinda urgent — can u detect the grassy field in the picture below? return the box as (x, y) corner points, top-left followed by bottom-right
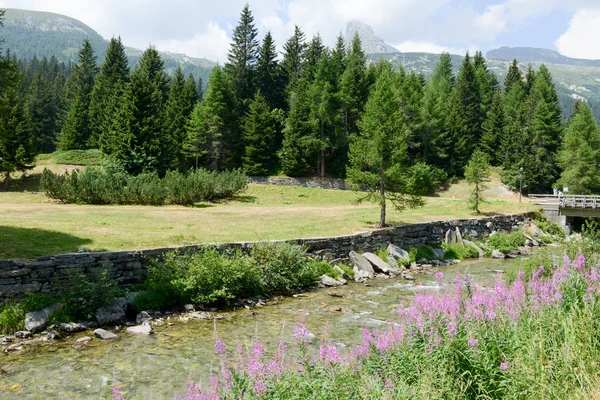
(0, 162), (537, 259)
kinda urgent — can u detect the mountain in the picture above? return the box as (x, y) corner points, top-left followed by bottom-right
(0, 8), (216, 83)
(486, 47), (600, 67)
(345, 20), (399, 54)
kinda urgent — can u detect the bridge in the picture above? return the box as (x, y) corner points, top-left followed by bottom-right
(529, 194), (600, 233)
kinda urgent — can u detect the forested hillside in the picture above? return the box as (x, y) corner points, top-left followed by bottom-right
(1, 5), (599, 197)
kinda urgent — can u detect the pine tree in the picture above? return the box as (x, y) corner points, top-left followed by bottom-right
(480, 89), (504, 165)
(557, 102), (600, 194)
(347, 62), (423, 227)
(56, 39), (99, 150)
(0, 53), (35, 188)
(504, 59), (523, 93)
(164, 66), (197, 171)
(421, 52), (454, 167)
(465, 149), (491, 213)
(280, 25), (306, 100)
(225, 3), (259, 106)
(473, 51), (496, 119)
(340, 33), (369, 136)
(89, 36), (130, 149)
(110, 46), (169, 174)
(330, 33), (347, 79)
(256, 31), (283, 110)
(399, 70), (425, 161)
(280, 84), (313, 176)
(184, 66), (236, 171)
(445, 52), (481, 176)
(242, 90), (278, 175)
(301, 34), (325, 81)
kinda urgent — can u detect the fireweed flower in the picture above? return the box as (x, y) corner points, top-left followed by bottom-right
(468, 338), (479, 348)
(500, 362), (510, 371)
(435, 270), (444, 283)
(293, 324), (311, 343)
(214, 338), (226, 357)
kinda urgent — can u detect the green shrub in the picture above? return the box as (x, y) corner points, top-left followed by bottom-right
(374, 247), (389, 260)
(57, 268), (121, 321)
(442, 243), (480, 260)
(20, 293), (56, 313)
(405, 162), (447, 196)
(249, 243), (318, 296)
(40, 167), (247, 206)
(487, 231), (527, 254)
(0, 303), (25, 334)
(409, 245), (435, 262)
(536, 217), (566, 239)
(307, 261), (340, 280)
(47, 308), (72, 325)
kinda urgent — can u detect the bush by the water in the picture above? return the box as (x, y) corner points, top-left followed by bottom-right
(487, 231), (527, 254)
(39, 163), (247, 205)
(134, 243), (330, 310)
(151, 250), (600, 400)
(442, 242), (480, 260)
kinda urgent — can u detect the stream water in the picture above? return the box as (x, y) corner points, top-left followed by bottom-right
(0, 257), (530, 399)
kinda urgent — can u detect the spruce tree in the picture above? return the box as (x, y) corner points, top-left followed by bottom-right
(504, 59), (523, 93)
(184, 66), (236, 171)
(280, 84), (313, 176)
(111, 46), (169, 174)
(242, 90), (278, 175)
(340, 33), (369, 136)
(557, 102), (600, 194)
(480, 89), (505, 165)
(421, 52), (454, 168)
(399, 70), (425, 161)
(465, 149), (491, 213)
(90, 37), (130, 150)
(164, 66), (197, 171)
(225, 3), (259, 106)
(301, 34), (325, 81)
(256, 31), (283, 110)
(330, 33), (347, 79)
(347, 62), (423, 227)
(473, 51), (496, 119)
(445, 52), (481, 176)
(56, 39), (98, 150)
(280, 25), (307, 100)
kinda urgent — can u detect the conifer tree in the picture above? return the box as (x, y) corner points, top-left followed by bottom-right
(280, 26), (306, 100)
(480, 89), (504, 165)
(465, 149), (491, 213)
(242, 90), (278, 175)
(256, 31), (283, 110)
(280, 84), (313, 176)
(340, 34), (369, 136)
(399, 70), (425, 161)
(110, 46), (169, 174)
(184, 66), (236, 171)
(56, 39), (98, 150)
(225, 3), (258, 107)
(347, 62), (423, 227)
(164, 66), (197, 171)
(330, 33), (347, 79)
(557, 102), (600, 194)
(473, 51), (496, 118)
(301, 34), (325, 82)
(89, 37), (129, 149)
(504, 59), (523, 93)
(421, 52), (454, 167)
(445, 53), (481, 176)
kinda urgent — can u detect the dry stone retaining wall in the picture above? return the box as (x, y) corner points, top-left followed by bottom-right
(0, 213), (534, 297)
(248, 176), (351, 190)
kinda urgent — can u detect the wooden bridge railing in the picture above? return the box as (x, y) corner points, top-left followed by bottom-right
(529, 194), (600, 209)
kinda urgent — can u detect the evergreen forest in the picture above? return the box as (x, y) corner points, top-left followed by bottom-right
(1, 5), (599, 195)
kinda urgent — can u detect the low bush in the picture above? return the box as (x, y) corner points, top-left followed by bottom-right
(39, 164), (247, 206)
(536, 216), (566, 239)
(487, 231), (527, 254)
(405, 162), (447, 196)
(442, 243), (479, 260)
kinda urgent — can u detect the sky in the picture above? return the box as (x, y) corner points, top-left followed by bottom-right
(1, 0), (600, 62)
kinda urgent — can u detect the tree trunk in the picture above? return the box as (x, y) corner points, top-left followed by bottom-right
(379, 161), (386, 227)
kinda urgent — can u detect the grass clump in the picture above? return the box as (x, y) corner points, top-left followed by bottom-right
(0, 293), (58, 334)
(487, 231), (527, 254)
(337, 263), (355, 278)
(442, 243), (480, 260)
(39, 163), (247, 206)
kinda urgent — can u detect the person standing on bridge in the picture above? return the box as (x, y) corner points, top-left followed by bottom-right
(553, 187), (558, 196)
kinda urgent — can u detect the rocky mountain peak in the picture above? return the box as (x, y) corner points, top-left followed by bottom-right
(345, 20), (399, 55)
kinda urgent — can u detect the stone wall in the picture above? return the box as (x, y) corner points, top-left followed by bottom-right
(248, 176), (352, 190)
(0, 213), (534, 297)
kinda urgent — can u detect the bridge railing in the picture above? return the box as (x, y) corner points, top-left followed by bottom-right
(529, 194), (600, 209)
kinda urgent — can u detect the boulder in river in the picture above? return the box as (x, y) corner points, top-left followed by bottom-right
(320, 275), (344, 287)
(25, 304), (57, 333)
(349, 251), (374, 279)
(387, 244), (409, 261)
(126, 322), (154, 335)
(353, 266), (371, 283)
(362, 252), (392, 274)
(445, 229), (457, 245)
(93, 328), (119, 340)
(136, 311), (153, 324)
(95, 298), (127, 326)
(14, 331), (32, 339)
(492, 250), (506, 259)
(59, 322), (85, 334)
(333, 265), (351, 280)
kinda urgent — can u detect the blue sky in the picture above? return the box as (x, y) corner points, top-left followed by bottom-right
(1, 0), (600, 62)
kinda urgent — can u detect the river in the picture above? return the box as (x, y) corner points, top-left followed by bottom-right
(0, 257), (531, 399)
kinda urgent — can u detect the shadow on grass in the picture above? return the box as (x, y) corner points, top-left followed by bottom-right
(0, 226), (93, 260)
(191, 203), (215, 209)
(0, 173), (42, 193)
(477, 211), (501, 217)
(219, 194), (260, 204)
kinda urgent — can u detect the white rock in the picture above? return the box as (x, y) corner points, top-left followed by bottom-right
(387, 244), (409, 260)
(126, 323), (154, 335)
(93, 328), (119, 340)
(362, 252), (392, 274)
(349, 251), (374, 279)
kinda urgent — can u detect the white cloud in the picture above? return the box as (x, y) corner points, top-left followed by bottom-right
(154, 22), (231, 63)
(393, 40), (475, 56)
(555, 8), (600, 60)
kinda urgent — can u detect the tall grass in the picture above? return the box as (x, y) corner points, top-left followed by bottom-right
(141, 250), (600, 400)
